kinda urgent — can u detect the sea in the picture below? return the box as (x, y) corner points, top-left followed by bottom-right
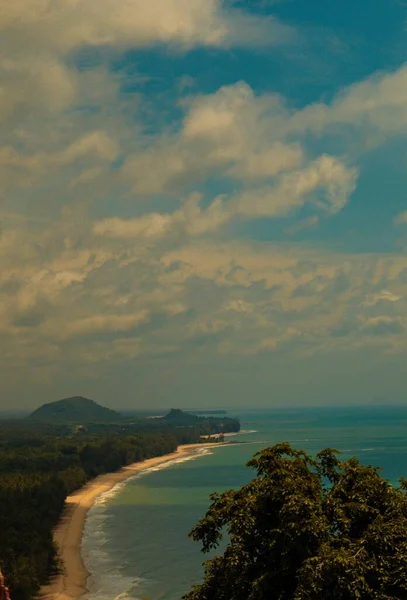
(82, 406), (407, 600)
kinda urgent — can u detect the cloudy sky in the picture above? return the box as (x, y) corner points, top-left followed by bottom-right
(3, 0), (407, 410)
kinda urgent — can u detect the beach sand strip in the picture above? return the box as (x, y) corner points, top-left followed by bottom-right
(38, 443), (220, 600)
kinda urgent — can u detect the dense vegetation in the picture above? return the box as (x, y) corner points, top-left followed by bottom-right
(185, 443), (407, 600)
(0, 404), (240, 600)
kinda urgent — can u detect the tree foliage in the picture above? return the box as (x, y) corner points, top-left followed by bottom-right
(0, 432), (178, 600)
(185, 443), (407, 600)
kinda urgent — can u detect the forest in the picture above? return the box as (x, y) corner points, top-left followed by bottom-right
(0, 409), (240, 600)
(185, 443), (407, 600)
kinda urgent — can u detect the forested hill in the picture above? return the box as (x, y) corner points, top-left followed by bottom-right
(162, 408), (239, 432)
(28, 396), (120, 422)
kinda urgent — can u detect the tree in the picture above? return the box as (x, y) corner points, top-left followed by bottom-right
(184, 443), (407, 600)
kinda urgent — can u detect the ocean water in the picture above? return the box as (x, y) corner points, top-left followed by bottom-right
(82, 406), (407, 600)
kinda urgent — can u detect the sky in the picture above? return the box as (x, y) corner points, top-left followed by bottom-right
(3, 0), (407, 410)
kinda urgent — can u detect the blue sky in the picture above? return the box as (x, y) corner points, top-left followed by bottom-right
(2, 0), (407, 410)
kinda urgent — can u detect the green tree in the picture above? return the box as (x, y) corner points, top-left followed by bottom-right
(185, 443), (407, 600)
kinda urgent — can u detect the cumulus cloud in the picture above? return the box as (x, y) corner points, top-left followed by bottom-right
(0, 0), (294, 155)
(60, 311), (150, 338)
(4, 208), (407, 402)
(0, 58), (78, 122)
(92, 193), (229, 240)
(107, 154), (357, 242)
(232, 155), (357, 217)
(1, 0), (294, 54)
(394, 211), (407, 225)
(1, 131), (118, 187)
(121, 80), (368, 209)
(0, 0), (294, 125)
(5, 0), (407, 404)
(93, 213), (174, 239)
(121, 83), (307, 196)
(285, 216), (319, 235)
(362, 290), (402, 306)
(360, 316), (405, 336)
(119, 68), (407, 206)
(284, 65), (407, 147)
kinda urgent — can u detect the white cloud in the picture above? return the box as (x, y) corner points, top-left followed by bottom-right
(182, 82), (257, 141)
(92, 193), (229, 240)
(362, 290), (402, 306)
(226, 143), (304, 180)
(285, 215), (319, 235)
(360, 316), (405, 336)
(4, 211), (407, 403)
(121, 83), (306, 195)
(182, 82), (304, 178)
(61, 311), (150, 338)
(93, 213), (174, 239)
(95, 156), (357, 242)
(1, 131), (117, 174)
(0, 58), (78, 122)
(394, 211), (407, 225)
(1, 0), (294, 53)
(122, 82), (365, 207)
(285, 65), (407, 145)
(232, 155), (358, 218)
(0, 1), (294, 154)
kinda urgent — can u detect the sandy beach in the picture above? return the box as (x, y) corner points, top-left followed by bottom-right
(39, 443), (219, 600)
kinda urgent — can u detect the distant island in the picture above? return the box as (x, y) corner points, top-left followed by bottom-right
(162, 408), (204, 425)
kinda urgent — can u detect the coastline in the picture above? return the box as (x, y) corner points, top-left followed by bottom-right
(205, 429), (257, 439)
(38, 443), (221, 600)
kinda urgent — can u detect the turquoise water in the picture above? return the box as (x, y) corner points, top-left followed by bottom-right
(82, 406), (407, 600)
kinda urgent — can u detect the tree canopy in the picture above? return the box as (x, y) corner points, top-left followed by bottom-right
(185, 443), (407, 600)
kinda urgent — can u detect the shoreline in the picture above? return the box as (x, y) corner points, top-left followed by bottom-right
(204, 429), (257, 439)
(38, 442), (222, 600)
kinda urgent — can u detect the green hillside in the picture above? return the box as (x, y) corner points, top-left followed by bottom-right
(28, 396), (120, 423)
(162, 408), (201, 425)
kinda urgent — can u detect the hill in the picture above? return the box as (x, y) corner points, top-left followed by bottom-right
(161, 409), (240, 433)
(162, 408), (201, 425)
(28, 396), (120, 423)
